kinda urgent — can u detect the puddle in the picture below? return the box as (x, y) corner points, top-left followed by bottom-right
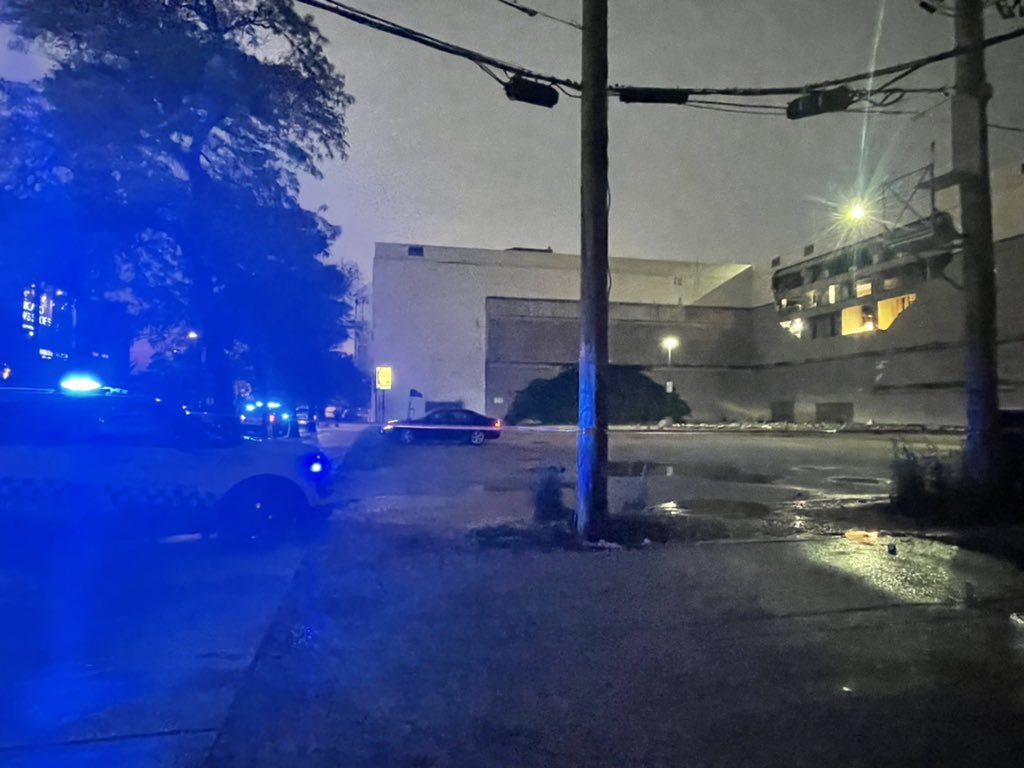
(828, 476), (889, 486)
(799, 535), (1024, 605)
(607, 461), (777, 485)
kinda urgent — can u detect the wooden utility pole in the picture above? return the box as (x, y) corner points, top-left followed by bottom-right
(953, 0), (1001, 493)
(577, 0), (609, 537)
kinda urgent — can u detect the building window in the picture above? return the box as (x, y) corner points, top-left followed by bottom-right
(856, 280), (872, 298)
(877, 293), (917, 330)
(827, 284), (838, 304)
(841, 305), (876, 335)
(883, 276), (901, 291)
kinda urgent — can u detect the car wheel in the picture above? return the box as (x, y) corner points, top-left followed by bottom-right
(469, 430), (486, 446)
(399, 429), (415, 445)
(218, 478), (304, 545)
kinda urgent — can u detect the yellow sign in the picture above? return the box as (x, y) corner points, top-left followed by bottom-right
(375, 366), (393, 390)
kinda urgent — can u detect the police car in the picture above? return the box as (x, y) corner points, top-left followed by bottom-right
(0, 377), (335, 543)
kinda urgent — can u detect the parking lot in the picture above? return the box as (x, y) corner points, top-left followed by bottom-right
(0, 426), (984, 767)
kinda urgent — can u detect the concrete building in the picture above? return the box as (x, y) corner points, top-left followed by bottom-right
(370, 165), (1024, 425)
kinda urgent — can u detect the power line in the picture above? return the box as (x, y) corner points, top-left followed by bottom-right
(682, 102), (919, 118)
(609, 24), (1024, 98)
(688, 98), (786, 111)
(990, 122), (1024, 133)
(295, 0), (581, 89)
(296, 0), (1017, 120)
(494, 0), (582, 30)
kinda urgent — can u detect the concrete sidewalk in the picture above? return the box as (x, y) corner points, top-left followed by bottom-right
(201, 505), (1024, 767)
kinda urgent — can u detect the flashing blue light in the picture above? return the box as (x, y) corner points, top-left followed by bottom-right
(60, 374), (102, 393)
(244, 403), (256, 412)
(267, 401), (281, 409)
(304, 453), (329, 476)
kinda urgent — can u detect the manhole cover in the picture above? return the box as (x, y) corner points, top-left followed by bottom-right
(828, 476), (886, 485)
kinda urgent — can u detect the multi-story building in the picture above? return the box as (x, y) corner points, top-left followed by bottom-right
(2, 282), (126, 387)
(370, 164), (1024, 425)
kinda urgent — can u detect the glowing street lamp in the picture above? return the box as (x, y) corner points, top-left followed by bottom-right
(846, 202), (867, 222)
(837, 197), (877, 233)
(660, 335), (680, 366)
(186, 330), (200, 341)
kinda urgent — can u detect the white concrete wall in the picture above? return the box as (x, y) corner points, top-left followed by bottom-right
(371, 243), (751, 417)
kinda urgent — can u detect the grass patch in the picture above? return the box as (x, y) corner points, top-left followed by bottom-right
(890, 439), (1022, 523)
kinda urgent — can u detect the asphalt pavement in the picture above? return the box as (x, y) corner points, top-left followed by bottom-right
(0, 534), (311, 767)
(205, 427), (1024, 766)
(3, 425), (1019, 767)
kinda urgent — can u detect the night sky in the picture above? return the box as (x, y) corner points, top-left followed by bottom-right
(4, 1), (1022, 280)
(301, 0), (1024, 278)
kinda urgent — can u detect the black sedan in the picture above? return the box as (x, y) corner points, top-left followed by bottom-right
(381, 409), (502, 445)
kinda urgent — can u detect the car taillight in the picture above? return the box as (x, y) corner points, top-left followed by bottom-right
(493, 419), (503, 429)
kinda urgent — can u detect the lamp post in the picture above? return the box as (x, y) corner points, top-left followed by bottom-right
(660, 335), (680, 367)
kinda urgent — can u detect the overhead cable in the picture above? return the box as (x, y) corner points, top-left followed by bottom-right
(609, 24), (1024, 97)
(296, 0), (581, 89)
(494, 0), (582, 30)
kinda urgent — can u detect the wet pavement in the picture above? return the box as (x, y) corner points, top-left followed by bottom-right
(0, 535), (312, 767)
(203, 428), (1024, 767)
(3, 426), (1020, 767)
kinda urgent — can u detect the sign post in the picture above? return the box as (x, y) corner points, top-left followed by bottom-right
(375, 366), (393, 422)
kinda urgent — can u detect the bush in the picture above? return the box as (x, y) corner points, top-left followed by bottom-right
(506, 366), (691, 425)
(890, 440), (1022, 522)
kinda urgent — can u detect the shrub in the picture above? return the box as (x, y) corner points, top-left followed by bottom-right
(890, 439), (1022, 522)
(506, 366), (691, 425)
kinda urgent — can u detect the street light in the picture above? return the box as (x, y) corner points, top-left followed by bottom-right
(186, 330), (200, 341)
(660, 335), (680, 366)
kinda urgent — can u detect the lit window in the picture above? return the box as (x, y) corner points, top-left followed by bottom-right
(828, 284), (838, 304)
(780, 318), (805, 338)
(856, 281), (872, 298)
(841, 305), (876, 336)
(883, 277), (900, 291)
(877, 293), (916, 330)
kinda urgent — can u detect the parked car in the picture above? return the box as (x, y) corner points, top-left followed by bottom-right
(340, 406), (370, 423)
(381, 408), (502, 445)
(325, 404), (370, 423)
(0, 387), (334, 543)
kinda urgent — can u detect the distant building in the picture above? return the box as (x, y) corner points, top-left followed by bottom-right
(2, 282), (127, 388)
(370, 165), (1024, 425)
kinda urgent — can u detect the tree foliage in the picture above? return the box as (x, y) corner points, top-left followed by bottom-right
(0, 0), (361, 405)
(505, 366), (691, 425)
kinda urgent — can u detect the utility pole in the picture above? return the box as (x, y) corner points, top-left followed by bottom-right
(577, 0), (609, 538)
(953, 0), (1001, 494)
